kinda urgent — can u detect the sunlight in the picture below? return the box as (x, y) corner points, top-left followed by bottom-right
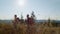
(17, 0), (27, 7)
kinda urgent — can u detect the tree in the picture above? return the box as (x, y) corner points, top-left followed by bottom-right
(21, 14), (23, 20)
(31, 11), (36, 19)
(31, 11), (36, 23)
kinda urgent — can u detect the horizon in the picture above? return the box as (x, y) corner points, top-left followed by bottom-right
(0, 0), (60, 20)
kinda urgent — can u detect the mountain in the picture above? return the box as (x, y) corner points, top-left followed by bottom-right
(0, 20), (12, 24)
(0, 20), (60, 24)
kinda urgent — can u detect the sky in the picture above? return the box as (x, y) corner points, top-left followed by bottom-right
(0, 0), (60, 20)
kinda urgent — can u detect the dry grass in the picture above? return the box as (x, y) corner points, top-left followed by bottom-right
(0, 22), (60, 34)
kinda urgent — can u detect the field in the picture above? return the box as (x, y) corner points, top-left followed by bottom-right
(0, 21), (60, 34)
